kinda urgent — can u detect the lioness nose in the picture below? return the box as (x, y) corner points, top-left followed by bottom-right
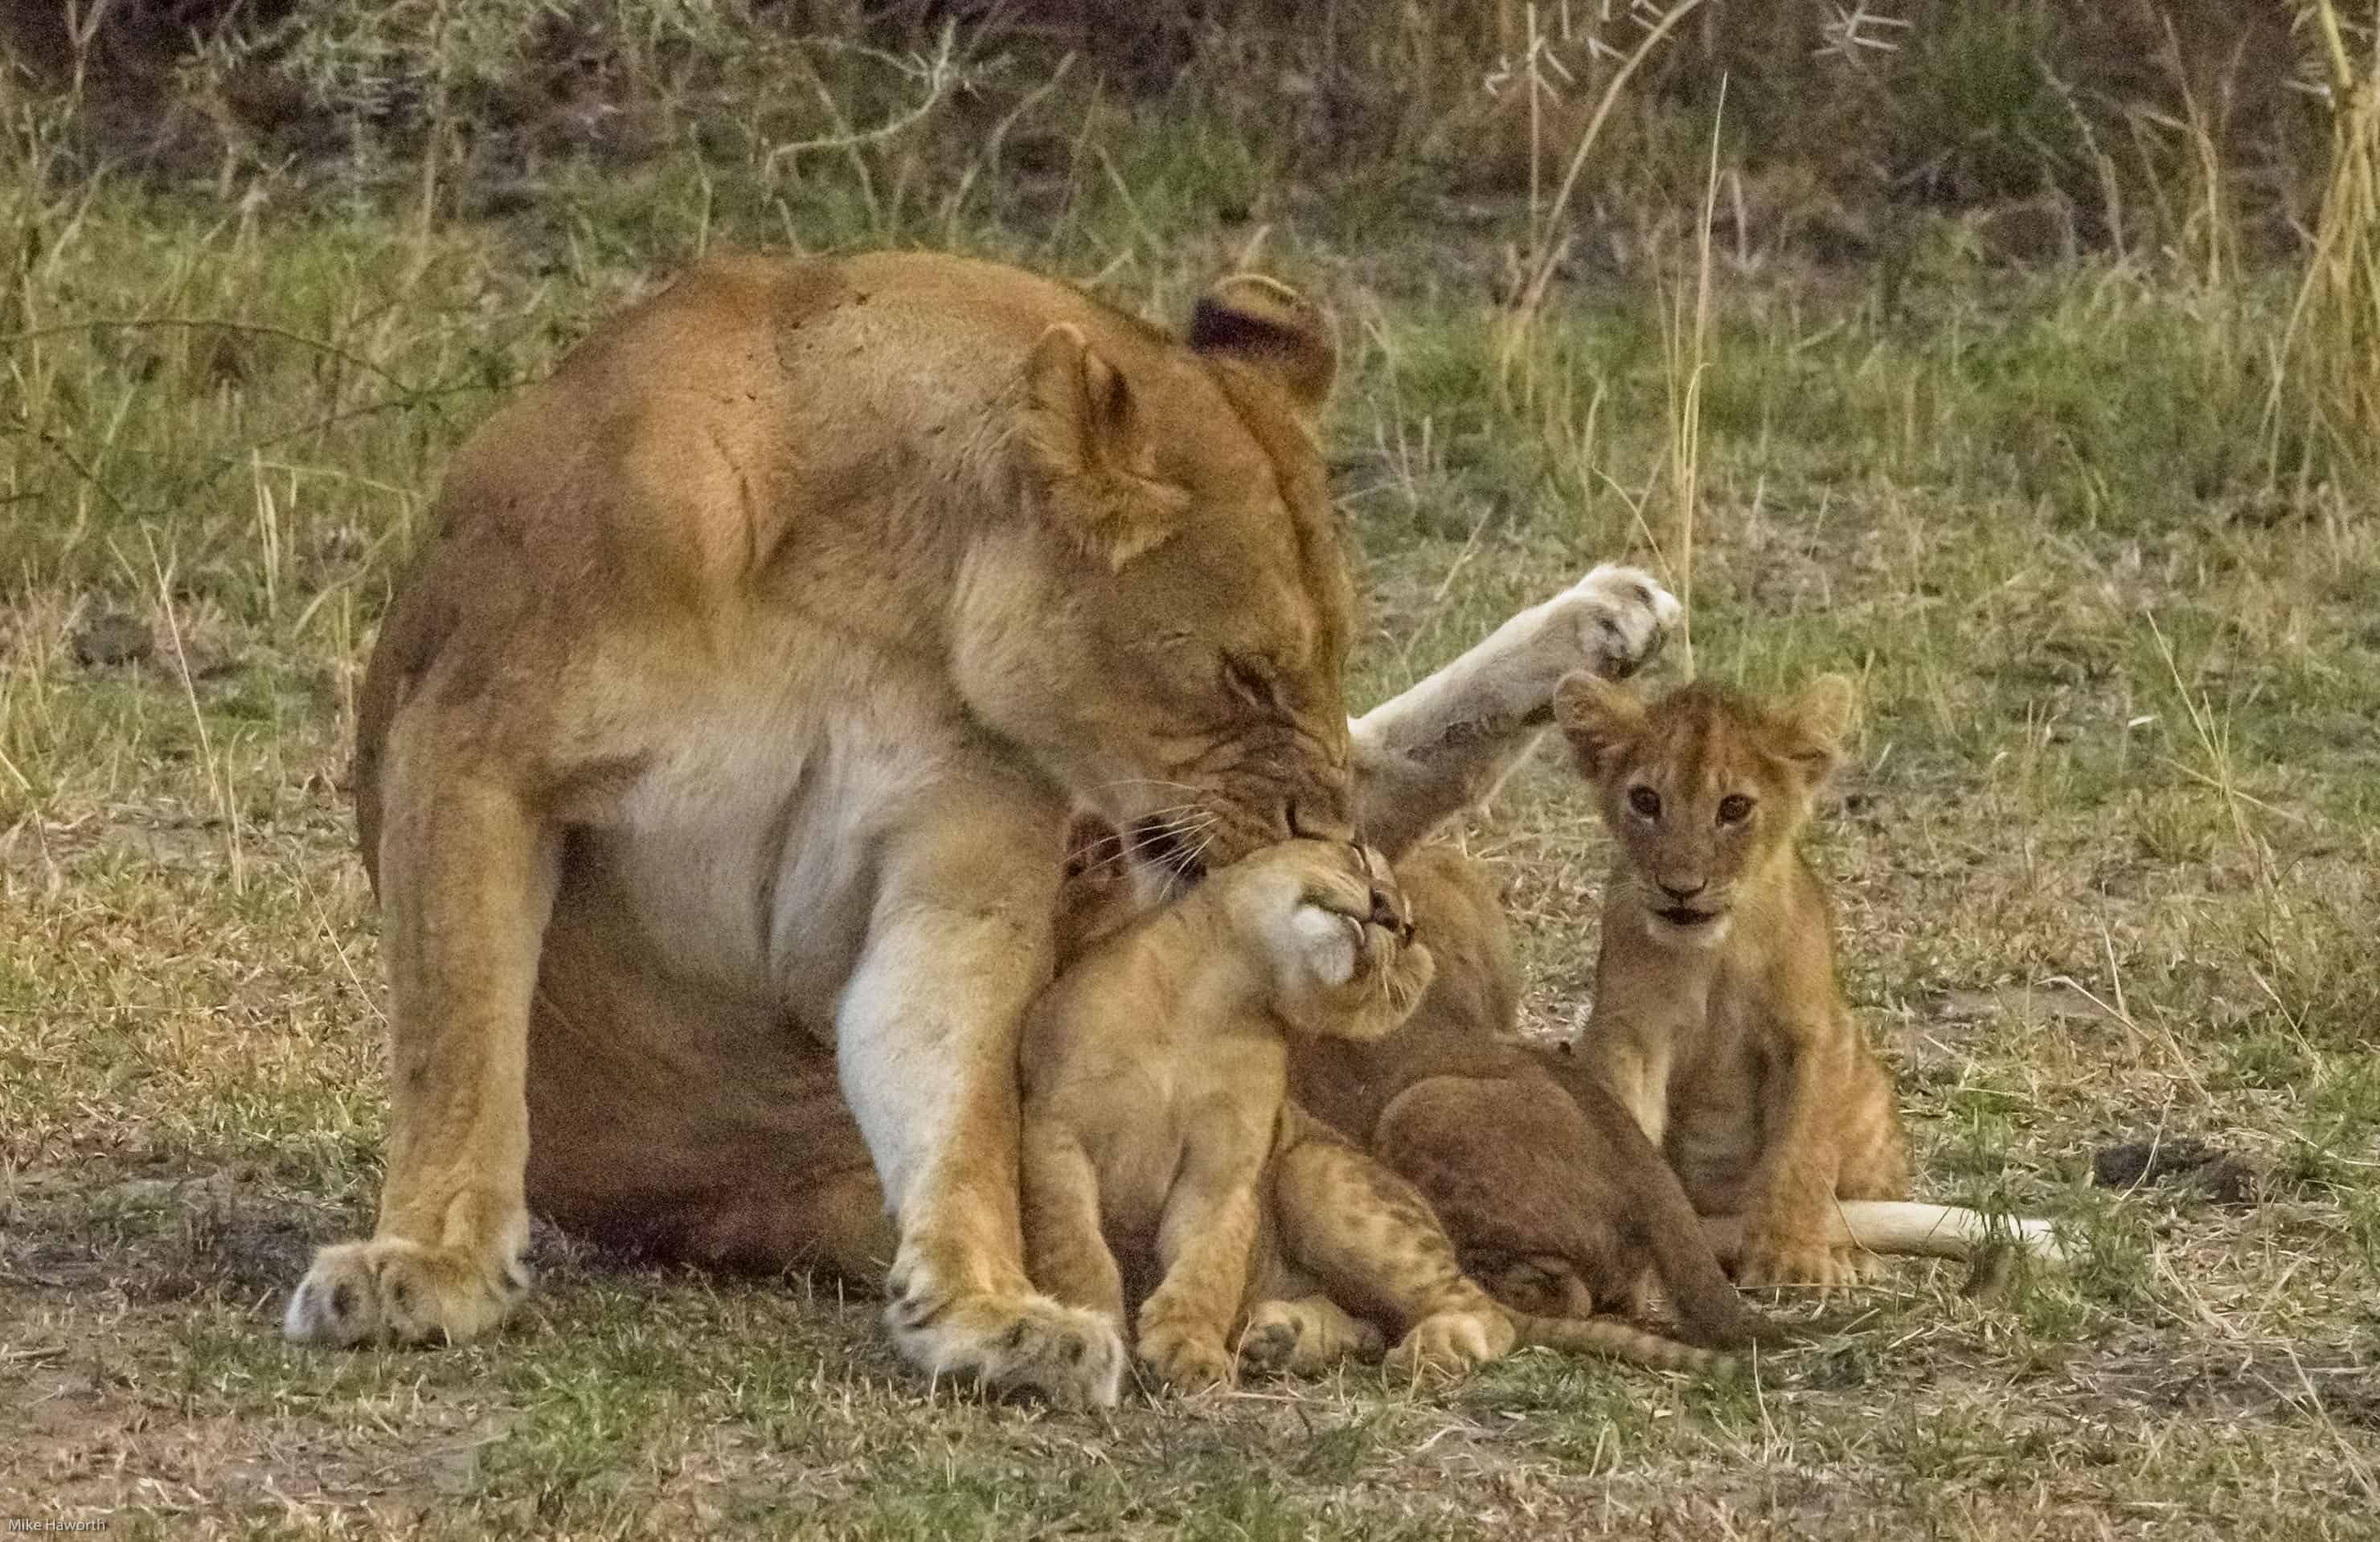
(1367, 885), (1401, 931)
(1661, 880), (1706, 902)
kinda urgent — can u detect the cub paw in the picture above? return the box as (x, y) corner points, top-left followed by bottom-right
(1237, 1313), (1307, 1377)
(1137, 1318), (1236, 1393)
(1737, 1235), (1859, 1294)
(1239, 1299), (1383, 1376)
(1545, 564), (1682, 682)
(885, 1275), (1125, 1410)
(284, 1235), (529, 1347)
(1385, 1309), (1514, 1380)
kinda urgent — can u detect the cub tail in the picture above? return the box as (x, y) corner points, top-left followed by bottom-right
(1507, 1310), (1736, 1376)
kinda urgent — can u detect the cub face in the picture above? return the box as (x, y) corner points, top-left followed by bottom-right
(1553, 675), (1855, 949)
(960, 277), (1359, 880)
(1225, 839), (1436, 1041)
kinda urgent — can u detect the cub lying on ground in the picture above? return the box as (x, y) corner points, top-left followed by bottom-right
(1555, 673), (2064, 1286)
(1022, 838), (1723, 1405)
(1292, 845), (1776, 1351)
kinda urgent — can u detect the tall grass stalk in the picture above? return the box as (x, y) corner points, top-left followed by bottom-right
(1491, 0), (1706, 414)
(2271, 0), (2380, 490)
(1656, 79), (1725, 681)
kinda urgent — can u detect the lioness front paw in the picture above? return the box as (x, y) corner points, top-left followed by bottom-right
(1540, 564), (1682, 683)
(1385, 1309), (1515, 1380)
(284, 1235), (530, 1347)
(885, 1273), (1125, 1409)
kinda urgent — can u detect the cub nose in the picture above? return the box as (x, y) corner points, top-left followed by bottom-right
(1661, 880), (1705, 903)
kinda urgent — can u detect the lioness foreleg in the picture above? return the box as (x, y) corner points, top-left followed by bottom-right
(1350, 565), (1680, 856)
(285, 761), (556, 1347)
(839, 796), (1126, 1409)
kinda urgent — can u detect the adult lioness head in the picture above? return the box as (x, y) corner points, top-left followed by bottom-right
(950, 273), (1355, 880)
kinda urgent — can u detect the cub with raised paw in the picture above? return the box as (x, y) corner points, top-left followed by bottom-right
(1027, 832), (1731, 1396)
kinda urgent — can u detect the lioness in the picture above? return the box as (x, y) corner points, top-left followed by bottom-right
(281, 246), (1678, 1405)
(1024, 839), (1722, 1405)
(1555, 674), (2064, 1286)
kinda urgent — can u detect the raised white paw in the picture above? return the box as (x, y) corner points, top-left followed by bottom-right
(284, 1233), (530, 1347)
(885, 1271), (1127, 1409)
(1538, 564), (1682, 683)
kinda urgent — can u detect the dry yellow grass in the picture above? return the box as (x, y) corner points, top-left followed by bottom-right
(3, 7), (2378, 1536)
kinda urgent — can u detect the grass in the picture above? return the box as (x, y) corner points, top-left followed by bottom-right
(6, 15), (2380, 1537)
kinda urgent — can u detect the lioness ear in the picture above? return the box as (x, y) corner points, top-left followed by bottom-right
(1188, 275), (1336, 416)
(1022, 322), (1190, 570)
(1553, 671), (1645, 777)
(1778, 674), (1858, 783)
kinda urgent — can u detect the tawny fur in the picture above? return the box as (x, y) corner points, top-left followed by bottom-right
(1290, 846), (1776, 1351)
(296, 252), (1364, 1405)
(1026, 839), (1729, 1398)
(285, 244), (1682, 1405)
(1555, 674), (2062, 1287)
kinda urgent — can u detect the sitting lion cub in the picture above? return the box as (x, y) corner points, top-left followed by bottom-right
(1022, 837), (1723, 1403)
(1555, 674), (2063, 1287)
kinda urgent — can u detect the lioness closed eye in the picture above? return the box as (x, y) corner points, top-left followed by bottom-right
(1555, 674), (2065, 1287)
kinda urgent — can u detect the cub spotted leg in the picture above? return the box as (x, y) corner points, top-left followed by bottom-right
(285, 756), (556, 1347)
(1269, 1113), (1514, 1379)
(839, 794), (1125, 1410)
(1737, 1032), (1858, 1291)
(1137, 1166), (1264, 1393)
(1019, 1121), (1129, 1336)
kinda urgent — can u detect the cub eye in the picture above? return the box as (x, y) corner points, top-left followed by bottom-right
(1627, 785), (1661, 818)
(1717, 794), (1754, 825)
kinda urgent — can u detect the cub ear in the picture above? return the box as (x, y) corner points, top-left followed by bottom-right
(1187, 274), (1336, 416)
(1553, 671), (1646, 777)
(1022, 322), (1190, 571)
(1777, 674), (1858, 783)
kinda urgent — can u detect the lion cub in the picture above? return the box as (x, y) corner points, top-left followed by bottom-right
(1555, 675), (1910, 1289)
(1292, 846), (1773, 1350)
(1021, 838), (1435, 1393)
(1022, 838), (1724, 1400)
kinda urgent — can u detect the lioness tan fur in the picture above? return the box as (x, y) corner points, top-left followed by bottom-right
(1023, 839), (1725, 1403)
(1555, 674), (2063, 1286)
(281, 240), (1681, 1405)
